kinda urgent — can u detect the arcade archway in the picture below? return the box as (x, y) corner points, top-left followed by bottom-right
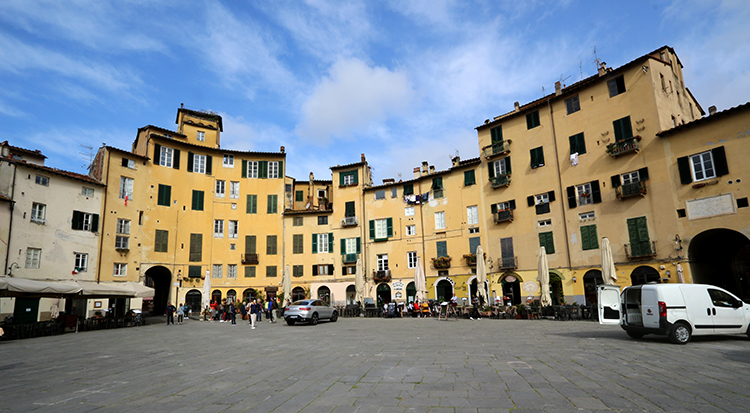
(346, 284), (356, 305)
(583, 270), (603, 305)
(144, 265), (172, 315)
(376, 283), (391, 306)
(689, 229), (750, 301)
(317, 286), (330, 303)
(292, 287), (305, 302)
(630, 266), (660, 285)
(499, 273), (521, 305)
(185, 289), (201, 314)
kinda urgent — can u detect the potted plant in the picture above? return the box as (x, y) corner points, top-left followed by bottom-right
(515, 303), (525, 319)
(432, 256), (452, 269)
(463, 253), (477, 266)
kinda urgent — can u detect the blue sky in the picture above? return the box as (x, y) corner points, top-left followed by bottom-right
(1, 0), (748, 184)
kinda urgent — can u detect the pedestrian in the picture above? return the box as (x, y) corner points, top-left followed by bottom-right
(229, 301), (237, 325)
(176, 302), (184, 325)
(267, 298), (275, 323)
(272, 298), (279, 323)
(255, 298), (262, 322)
(470, 296), (481, 320)
(240, 301), (247, 320)
(165, 302), (176, 325)
(248, 300), (258, 329)
(414, 301), (420, 318)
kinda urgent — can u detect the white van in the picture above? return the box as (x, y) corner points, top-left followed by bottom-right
(598, 283), (750, 344)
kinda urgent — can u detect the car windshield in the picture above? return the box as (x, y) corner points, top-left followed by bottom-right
(291, 300), (312, 306)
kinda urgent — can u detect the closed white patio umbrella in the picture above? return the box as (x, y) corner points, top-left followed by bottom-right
(601, 237), (618, 285)
(355, 258), (365, 305)
(538, 247), (552, 307)
(414, 256), (426, 303)
(475, 245), (488, 306)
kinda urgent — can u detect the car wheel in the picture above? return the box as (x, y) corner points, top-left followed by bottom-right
(626, 331), (644, 339)
(310, 313), (318, 325)
(286, 319), (295, 326)
(330, 311), (338, 322)
(669, 321), (691, 344)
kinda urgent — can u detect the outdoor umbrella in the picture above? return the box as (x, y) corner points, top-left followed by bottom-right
(601, 237), (617, 285)
(414, 256), (426, 303)
(676, 263), (685, 283)
(0, 277), (81, 297)
(202, 270), (211, 311)
(355, 258), (365, 306)
(538, 246), (552, 307)
(475, 245), (488, 306)
(122, 282), (155, 298)
(283, 265), (292, 305)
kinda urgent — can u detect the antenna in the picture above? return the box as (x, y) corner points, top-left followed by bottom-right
(558, 74), (571, 87)
(580, 61), (583, 80)
(593, 46), (601, 71)
(79, 144), (94, 170)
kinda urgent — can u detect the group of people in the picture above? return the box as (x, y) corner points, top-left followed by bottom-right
(205, 297), (281, 328)
(164, 302), (190, 325)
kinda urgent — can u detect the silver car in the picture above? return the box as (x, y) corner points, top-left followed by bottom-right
(284, 299), (338, 325)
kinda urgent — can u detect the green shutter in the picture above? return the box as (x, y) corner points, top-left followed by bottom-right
(613, 117), (633, 142)
(91, 214), (99, 232)
(488, 162), (496, 178)
(356, 237), (361, 253)
(345, 201), (355, 217)
(259, 161), (268, 179)
(403, 184), (413, 195)
(278, 160), (283, 178)
(469, 237), (480, 255)
(72, 210), (81, 230)
(242, 160), (247, 178)
(504, 157), (512, 174)
(206, 155), (212, 175)
(154, 143), (161, 163)
(464, 170), (475, 185)
(341, 239), (346, 254)
(187, 152), (194, 172)
(712, 146), (729, 177)
(328, 232), (333, 253)
(296, 191), (303, 202)
(490, 125), (502, 143)
(190, 233), (202, 261)
(173, 149), (180, 169)
(539, 232), (555, 254)
(312, 234), (318, 254)
(245, 235), (256, 254)
(369, 220), (375, 239)
(677, 156), (692, 184)
(437, 241), (447, 258)
(386, 217), (393, 237)
(581, 226), (599, 250)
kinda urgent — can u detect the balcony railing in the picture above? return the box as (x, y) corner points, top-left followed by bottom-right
(341, 216), (359, 227)
(482, 140), (512, 159)
(490, 174), (511, 188)
(342, 253), (358, 264)
(624, 241), (656, 259)
(241, 253), (259, 265)
(617, 181), (647, 200)
(494, 209), (514, 223)
(535, 202), (550, 215)
(373, 270), (391, 283)
(498, 256), (518, 270)
(607, 137), (641, 158)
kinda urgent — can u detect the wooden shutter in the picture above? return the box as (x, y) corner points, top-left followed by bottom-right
(328, 264), (334, 275)
(638, 167), (649, 181)
(241, 160), (247, 178)
(539, 232), (555, 254)
(245, 235), (256, 254)
(464, 170), (475, 185)
(613, 117), (633, 142)
(611, 175), (621, 188)
(547, 190), (555, 202)
(369, 220), (375, 239)
(91, 214), (99, 232)
(712, 146), (728, 177)
(527, 196), (535, 207)
(386, 217), (393, 237)
(403, 184), (413, 195)
(259, 161), (268, 179)
(312, 234), (318, 253)
(491, 204), (498, 214)
(500, 237), (514, 259)
(345, 201), (355, 217)
(356, 237), (361, 253)
(154, 143), (161, 163)
(591, 181), (601, 204)
(436, 241), (447, 258)
(328, 233), (333, 253)
(206, 155), (212, 175)
(278, 161), (283, 178)
(190, 234), (202, 261)
(72, 210), (81, 230)
(339, 171), (345, 186)
(469, 237), (480, 255)
(581, 225), (598, 250)
(490, 125), (502, 143)
(173, 149), (180, 169)
(312, 265), (318, 276)
(566, 186), (576, 209)
(340, 238), (346, 254)
(504, 157), (512, 174)
(509, 200), (516, 209)
(187, 152), (194, 172)
(677, 156), (692, 184)
(489, 162), (496, 179)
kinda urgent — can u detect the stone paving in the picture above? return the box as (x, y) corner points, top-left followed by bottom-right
(1, 316), (750, 412)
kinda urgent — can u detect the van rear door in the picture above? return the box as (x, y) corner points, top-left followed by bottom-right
(598, 285), (622, 325)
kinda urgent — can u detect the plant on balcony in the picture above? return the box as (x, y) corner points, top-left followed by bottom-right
(432, 256), (452, 269)
(462, 252), (486, 266)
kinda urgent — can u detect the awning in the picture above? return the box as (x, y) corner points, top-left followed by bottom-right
(121, 282), (155, 298)
(0, 277), (82, 297)
(77, 282), (135, 298)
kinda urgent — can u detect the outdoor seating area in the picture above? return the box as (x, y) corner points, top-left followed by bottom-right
(1, 311), (145, 342)
(337, 302), (600, 321)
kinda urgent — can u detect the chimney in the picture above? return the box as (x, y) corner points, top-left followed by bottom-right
(280, 146), (285, 153)
(429, 165), (435, 174)
(598, 62), (608, 77)
(421, 161), (428, 175)
(180, 103), (184, 109)
(514, 101), (520, 112)
(361, 153), (366, 162)
(382, 178), (395, 184)
(413, 167), (421, 179)
(452, 156), (460, 168)
(555, 81), (562, 96)
(708, 105), (717, 116)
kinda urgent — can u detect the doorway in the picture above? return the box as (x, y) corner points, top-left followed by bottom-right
(630, 266), (660, 285)
(689, 229), (750, 301)
(583, 270), (604, 305)
(376, 283), (391, 306)
(185, 289), (202, 314)
(144, 266), (172, 314)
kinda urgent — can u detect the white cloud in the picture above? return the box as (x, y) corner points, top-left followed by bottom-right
(296, 58), (415, 143)
(220, 113), (290, 155)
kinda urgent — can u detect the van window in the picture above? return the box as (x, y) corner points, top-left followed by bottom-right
(708, 289), (738, 308)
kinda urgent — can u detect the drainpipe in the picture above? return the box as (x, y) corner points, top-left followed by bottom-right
(547, 99), (572, 269)
(3, 161), (17, 275)
(95, 149), (112, 284)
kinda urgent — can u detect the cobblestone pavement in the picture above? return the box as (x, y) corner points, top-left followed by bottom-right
(1, 316), (750, 412)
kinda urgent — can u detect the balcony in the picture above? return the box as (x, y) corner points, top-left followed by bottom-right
(498, 256), (518, 270)
(624, 241), (656, 260)
(342, 253), (358, 264)
(482, 140), (512, 159)
(494, 209), (514, 223)
(490, 173), (511, 189)
(617, 181), (647, 200)
(607, 137), (641, 158)
(535, 202), (550, 215)
(341, 216), (359, 227)
(373, 270), (391, 283)
(241, 253), (259, 265)
(432, 256), (452, 269)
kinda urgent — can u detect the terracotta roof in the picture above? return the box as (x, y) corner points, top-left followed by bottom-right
(656, 101), (750, 137)
(137, 125), (186, 138)
(284, 208), (333, 215)
(176, 108), (223, 132)
(1, 158), (105, 186)
(148, 134), (286, 158)
(330, 161), (366, 171)
(0, 141), (47, 159)
(104, 146), (149, 160)
(366, 157), (481, 190)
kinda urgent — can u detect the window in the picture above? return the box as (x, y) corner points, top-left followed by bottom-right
(581, 225), (599, 250)
(192, 190), (204, 211)
(492, 201), (514, 213)
(622, 170), (640, 184)
(35, 175), (49, 186)
(266, 266), (277, 277)
(229, 182), (239, 199)
(267, 194), (277, 214)
(119, 177), (134, 201)
(267, 235), (277, 255)
(117, 218), (130, 234)
(403, 184), (414, 195)
(464, 170), (476, 186)
(690, 151), (716, 181)
(526, 110), (540, 129)
(375, 190), (385, 200)
(31, 203), (46, 223)
(295, 191), (303, 202)
(565, 95), (580, 114)
(157, 184), (171, 206)
(227, 264), (237, 279)
(193, 154), (206, 174)
(188, 266), (201, 278)
(81, 187), (94, 197)
(247, 161), (259, 178)
(626, 216), (652, 257)
(313, 265), (333, 276)
(435, 211), (446, 230)
(343, 237), (358, 254)
(155, 230), (169, 252)
(246, 194), (257, 214)
(160, 147), (174, 167)
(535, 193), (549, 205)
(530, 147), (545, 169)
(579, 211), (595, 221)
(189, 233), (202, 261)
(468, 227), (479, 234)
(244, 235), (256, 254)
(431, 177), (443, 199)
(293, 234), (304, 254)
(116, 219), (130, 249)
(121, 158), (135, 169)
(293, 216), (303, 226)
(72, 211), (98, 232)
(197, 131), (205, 141)
(318, 216), (328, 225)
(613, 116), (633, 142)
(74, 253), (88, 272)
(223, 154), (234, 167)
(213, 264), (223, 278)
(215, 180), (226, 198)
(490, 125), (502, 143)
(491, 158), (509, 176)
(467, 206), (478, 225)
(391, 187), (397, 198)
(269, 161), (280, 179)
(288, 265), (302, 278)
(407, 251), (417, 269)
(230, 244), (236, 250)
(406, 225), (416, 236)
(538, 219), (552, 227)
(567, 182), (600, 208)
(113, 263), (127, 276)
(577, 183), (592, 205)
(245, 267), (256, 278)
(25, 248), (41, 268)
(436, 241), (448, 258)
(316, 233), (331, 253)
(370, 218), (393, 240)
(569, 133), (586, 155)
(228, 221), (238, 239)
(539, 231), (555, 254)
(377, 254), (389, 271)
(344, 201), (355, 218)
(340, 170), (358, 186)
(405, 206), (415, 216)
(214, 220), (224, 238)
(608, 75), (626, 97)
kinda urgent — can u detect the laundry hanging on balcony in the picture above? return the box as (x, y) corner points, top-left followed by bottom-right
(570, 152), (578, 166)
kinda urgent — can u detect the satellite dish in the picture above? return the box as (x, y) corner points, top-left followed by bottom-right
(305, 203), (310, 209)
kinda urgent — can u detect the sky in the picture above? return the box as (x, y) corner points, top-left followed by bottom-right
(1, 0), (749, 184)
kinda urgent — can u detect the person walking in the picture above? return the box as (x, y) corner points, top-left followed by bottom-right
(165, 302), (176, 325)
(271, 298), (279, 323)
(267, 298), (275, 323)
(240, 301), (247, 321)
(229, 301), (237, 325)
(176, 303), (184, 325)
(255, 298), (262, 322)
(248, 300), (258, 329)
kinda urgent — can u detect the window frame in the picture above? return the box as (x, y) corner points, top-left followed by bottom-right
(247, 161), (259, 178)
(434, 211), (446, 230)
(119, 176), (134, 200)
(215, 180), (226, 198)
(214, 219), (224, 238)
(113, 263), (127, 276)
(565, 95), (580, 114)
(406, 225), (416, 236)
(407, 251), (417, 269)
(229, 181), (240, 199)
(31, 202), (46, 223)
(74, 253), (88, 272)
(25, 248), (41, 269)
(193, 154), (206, 174)
(377, 254), (389, 271)
(223, 154), (234, 168)
(690, 151), (716, 182)
(467, 205), (478, 225)
(197, 130), (205, 142)
(159, 146), (174, 168)
(35, 175), (49, 186)
(228, 220), (238, 239)
(607, 75), (626, 97)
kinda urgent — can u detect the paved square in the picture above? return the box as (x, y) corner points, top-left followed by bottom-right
(1, 317), (749, 412)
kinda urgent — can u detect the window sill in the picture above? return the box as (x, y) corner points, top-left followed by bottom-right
(373, 238), (389, 242)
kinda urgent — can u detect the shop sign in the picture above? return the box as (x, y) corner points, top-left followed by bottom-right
(395, 292), (402, 299)
(392, 281), (404, 290)
(504, 275), (517, 283)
